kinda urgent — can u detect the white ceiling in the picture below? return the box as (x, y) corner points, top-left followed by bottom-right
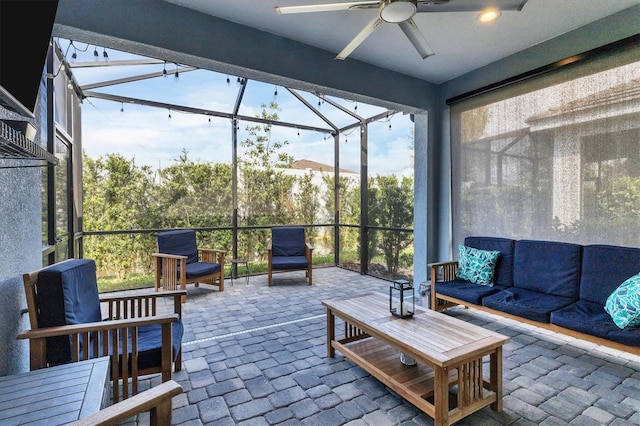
(163, 0), (639, 84)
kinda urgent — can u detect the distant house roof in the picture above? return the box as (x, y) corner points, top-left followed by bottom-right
(527, 78), (640, 122)
(290, 159), (357, 175)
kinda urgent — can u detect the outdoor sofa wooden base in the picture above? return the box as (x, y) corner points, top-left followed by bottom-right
(323, 293), (509, 426)
(431, 286), (640, 356)
(429, 236), (640, 357)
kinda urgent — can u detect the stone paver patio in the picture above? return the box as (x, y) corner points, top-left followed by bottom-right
(131, 266), (640, 425)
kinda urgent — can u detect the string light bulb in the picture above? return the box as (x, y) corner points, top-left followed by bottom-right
(163, 61), (167, 78)
(354, 102), (358, 111)
(274, 86), (278, 98)
(93, 46), (99, 60)
(102, 48), (109, 61)
(70, 41), (77, 61)
(168, 109), (172, 120)
(120, 102), (124, 113)
(174, 63), (179, 80)
(226, 75), (230, 86)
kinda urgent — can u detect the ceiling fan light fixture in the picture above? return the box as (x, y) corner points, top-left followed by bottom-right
(477, 8), (501, 23)
(379, 0), (417, 23)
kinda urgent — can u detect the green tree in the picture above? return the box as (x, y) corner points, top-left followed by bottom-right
(155, 149), (234, 251)
(294, 170), (320, 242)
(83, 152), (157, 278)
(239, 102), (296, 260)
(369, 174), (414, 274)
(322, 173), (360, 264)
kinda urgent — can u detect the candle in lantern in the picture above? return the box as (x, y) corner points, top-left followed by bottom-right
(396, 301), (408, 316)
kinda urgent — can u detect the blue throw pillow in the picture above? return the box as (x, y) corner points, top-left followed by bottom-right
(605, 273), (640, 329)
(455, 244), (500, 286)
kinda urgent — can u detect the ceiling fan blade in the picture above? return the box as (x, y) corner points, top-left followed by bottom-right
(336, 15), (383, 60)
(275, 1), (379, 15)
(399, 19), (434, 59)
(416, 0), (528, 13)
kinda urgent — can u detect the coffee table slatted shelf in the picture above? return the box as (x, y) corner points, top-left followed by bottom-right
(323, 292), (509, 426)
(334, 337), (460, 419)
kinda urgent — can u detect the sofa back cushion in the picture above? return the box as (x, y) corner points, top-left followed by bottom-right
(513, 240), (581, 299)
(581, 244), (640, 305)
(464, 236), (515, 288)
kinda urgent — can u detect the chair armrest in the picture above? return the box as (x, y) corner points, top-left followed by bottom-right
(68, 379), (183, 426)
(427, 260), (458, 268)
(198, 248), (226, 264)
(17, 314), (179, 372)
(152, 253), (187, 261)
(428, 260), (459, 282)
(17, 314), (180, 340)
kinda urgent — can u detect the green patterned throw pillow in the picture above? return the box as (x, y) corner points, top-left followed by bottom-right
(455, 244), (500, 286)
(605, 273), (640, 329)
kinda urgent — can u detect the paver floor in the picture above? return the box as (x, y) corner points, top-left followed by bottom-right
(127, 267), (640, 425)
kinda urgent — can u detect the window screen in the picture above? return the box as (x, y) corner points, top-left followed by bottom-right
(450, 43), (640, 247)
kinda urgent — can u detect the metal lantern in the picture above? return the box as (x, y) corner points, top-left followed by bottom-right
(389, 279), (414, 318)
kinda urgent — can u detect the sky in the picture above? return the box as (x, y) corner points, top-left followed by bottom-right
(59, 39), (414, 177)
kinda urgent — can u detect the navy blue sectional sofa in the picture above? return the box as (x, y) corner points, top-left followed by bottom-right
(429, 236), (640, 355)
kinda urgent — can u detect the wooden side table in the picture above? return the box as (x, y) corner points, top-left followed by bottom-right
(230, 258), (250, 285)
(0, 356), (110, 425)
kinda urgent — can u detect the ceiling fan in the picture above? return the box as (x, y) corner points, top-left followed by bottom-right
(275, 0), (528, 60)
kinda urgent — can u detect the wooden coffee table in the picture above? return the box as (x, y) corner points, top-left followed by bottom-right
(322, 293), (510, 426)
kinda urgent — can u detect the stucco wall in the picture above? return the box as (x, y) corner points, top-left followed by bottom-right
(0, 159), (42, 375)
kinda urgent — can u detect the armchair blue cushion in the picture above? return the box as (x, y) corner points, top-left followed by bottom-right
(157, 229), (199, 264)
(268, 226), (313, 286)
(155, 229), (225, 301)
(21, 258), (185, 403)
(34, 259), (184, 370)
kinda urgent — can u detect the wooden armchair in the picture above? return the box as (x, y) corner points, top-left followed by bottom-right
(153, 229), (225, 302)
(268, 226), (313, 286)
(18, 259), (185, 403)
(69, 379), (183, 426)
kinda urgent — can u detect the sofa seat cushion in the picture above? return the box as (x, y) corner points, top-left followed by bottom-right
(184, 261), (221, 279)
(271, 255), (309, 270)
(435, 280), (505, 305)
(482, 287), (575, 323)
(551, 301), (640, 347)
